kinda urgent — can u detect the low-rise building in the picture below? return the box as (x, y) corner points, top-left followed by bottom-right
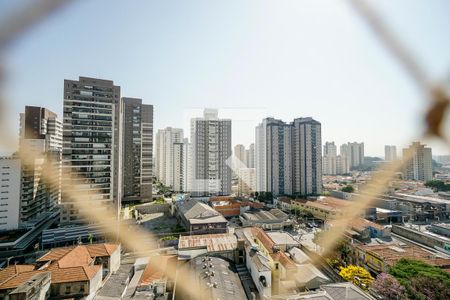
(240, 209), (292, 230)
(238, 227), (330, 298)
(352, 243), (450, 275)
(0, 243), (120, 300)
(175, 200), (228, 234)
(134, 255), (177, 299)
(209, 196), (264, 218)
(177, 233), (241, 262)
(177, 255), (247, 300)
(327, 218), (390, 242)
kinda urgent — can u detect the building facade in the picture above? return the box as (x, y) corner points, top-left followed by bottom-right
(19, 106), (63, 225)
(155, 127), (184, 189)
(0, 157), (21, 231)
(255, 117), (322, 197)
(122, 98), (153, 203)
(384, 145), (397, 161)
(247, 143), (255, 168)
(402, 142), (433, 181)
(323, 142), (337, 176)
(292, 118), (322, 195)
(237, 168), (256, 196)
(340, 142), (364, 170)
(190, 109), (232, 196)
(61, 77), (122, 225)
(234, 144), (247, 166)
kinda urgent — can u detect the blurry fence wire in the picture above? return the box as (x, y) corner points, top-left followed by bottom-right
(0, 0), (449, 298)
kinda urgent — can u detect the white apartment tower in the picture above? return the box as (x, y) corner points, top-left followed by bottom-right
(0, 157), (21, 231)
(191, 109), (232, 196)
(402, 142), (433, 181)
(385, 145), (397, 161)
(122, 98), (153, 203)
(340, 142), (364, 169)
(323, 141), (337, 175)
(155, 127), (184, 188)
(61, 77), (122, 225)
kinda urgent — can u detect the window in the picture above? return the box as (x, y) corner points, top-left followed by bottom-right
(65, 286), (71, 294)
(79, 285), (85, 293)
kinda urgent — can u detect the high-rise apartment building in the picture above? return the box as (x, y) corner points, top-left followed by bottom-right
(172, 142), (184, 192)
(247, 143), (255, 168)
(255, 117), (322, 196)
(234, 144), (247, 166)
(19, 106), (62, 225)
(340, 142), (364, 169)
(292, 118), (322, 195)
(385, 145), (397, 161)
(336, 155), (349, 174)
(323, 142), (337, 175)
(155, 127), (184, 188)
(0, 157), (21, 231)
(402, 142), (433, 181)
(182, 138), (192, 192)
(61, 77), (121, 225)
(191, 109), (232, 196)
(255, 118), (292, 196)
(122, 98), (153, 202)
(237, 168), (256, 196)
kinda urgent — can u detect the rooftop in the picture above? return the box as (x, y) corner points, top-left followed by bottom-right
(183, 255), (247, 300)
(177, 200), (227, 224)
(139, 255), (177, 287)
(357, 243), (450, 267)
(178, 233), (237, 252)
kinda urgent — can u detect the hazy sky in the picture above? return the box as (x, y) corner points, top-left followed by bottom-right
(2, 0), (450, 156)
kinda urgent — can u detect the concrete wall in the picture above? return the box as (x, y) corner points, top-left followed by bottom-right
(135, 203), (170, 215)
(392, 225), (446, 249)
(109, 244), (121, 273)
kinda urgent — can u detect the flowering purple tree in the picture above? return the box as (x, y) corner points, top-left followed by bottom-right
(371, 273), (407, 300)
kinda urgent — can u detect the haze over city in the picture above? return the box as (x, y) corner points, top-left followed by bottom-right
(2, 0), (450, 156)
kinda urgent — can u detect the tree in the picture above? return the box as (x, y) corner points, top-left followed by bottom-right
(410, 276), (450, 300)
(425, 180), (450, 192)
(339, 265), (373, 290)
(341, 185), (354, 193)
(389, 259), (450, 300)
(371, 273), (407, 300)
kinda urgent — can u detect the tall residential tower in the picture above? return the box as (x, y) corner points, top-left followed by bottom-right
(61, 77), (121, 225)
(122, 98), (153, 203)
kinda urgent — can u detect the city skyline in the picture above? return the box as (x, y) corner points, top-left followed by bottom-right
(2, 1), (450, 156)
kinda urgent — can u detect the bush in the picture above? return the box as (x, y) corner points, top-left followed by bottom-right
(389, 259), (450, 300)
(340, 185), (354, 193)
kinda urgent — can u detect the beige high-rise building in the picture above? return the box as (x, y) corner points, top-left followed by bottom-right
(247, 143), (255, 168)
(323, 141), (337, 175)
(234, 144), (247, 166)
(402, 142), (432, 181)
(237, 168), (256, 196)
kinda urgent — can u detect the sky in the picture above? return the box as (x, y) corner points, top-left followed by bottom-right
(1, 0), (450, 156)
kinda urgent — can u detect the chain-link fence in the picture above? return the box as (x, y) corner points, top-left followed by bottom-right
(0, 1), (449, 299)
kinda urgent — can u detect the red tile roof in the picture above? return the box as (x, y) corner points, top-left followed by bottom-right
(50, 265), (101, 284)
(0, 270), (49, 290)
(270, 252), (297, 270)
(251, 227), (275, 252)
(0, 265), (36, 288)
(139, 256), (177, 286)
(85, 243), (119, 257)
